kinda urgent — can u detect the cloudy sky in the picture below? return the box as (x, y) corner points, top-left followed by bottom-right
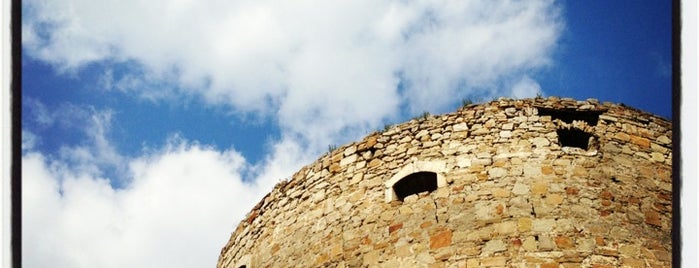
(21, 0), (671, 267)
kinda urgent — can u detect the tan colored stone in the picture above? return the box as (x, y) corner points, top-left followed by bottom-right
(577, 237), (595, 252)
(364, 135), (378, 149)
(453, 122), (469, 132)
(466, 258), (479, 268)
(367, 158), (382, 168)
(555, 235), (574, 249)
(539, 235), (556, 250)
(651, 152), (665, 162)
(565, 187), (579, 195)
(619, 244), (640, 257)
(532, 219), (555, 233)
(430, 229), (453, 249)
(541, 263), (560, 268)
(519, 217), (533, 232)
(482, 239), (507, 254)
(500, 130), (512, 138)
(363, 250), (380, 265)
(331, 243), (343, 257)
(488, 167), (507, 178)
(492, 188), (510, 198)
(512, 181), (530, 195)
(657, 135), (671, 144)
(614, 132), (630, 141)
(521, 236), (537, 252)
(329, 162), (341, 173)
(532, 182), (548, 195)
(480, 256), (507, 267)
(599, 190), (614, 200)
(572, 166), (588, 176)
(630, 135), (651, 148)
(546, 194), (564, 206)
(395, 245), (412, 257)
(553, 159), (571, 166)
(621, 258), (645, 267)
(645, 211), (662, 227)
(541, 165), (555, 175)
(343, 145), (357, 156)
(389, 223), (403, 234)
(532, 137), (550, 147)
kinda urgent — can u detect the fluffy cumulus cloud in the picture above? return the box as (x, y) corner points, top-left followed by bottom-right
(510, 75), (544, 99)
(22, 0), (564, 267)
(23, 0), (562, 146)
(23, 143), (260, 268)
(22, 104), (308, 268)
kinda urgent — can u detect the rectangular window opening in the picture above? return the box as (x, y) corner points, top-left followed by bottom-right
(537, 107), (603, 126)
(393, 172), (438, 201)
(557, 128), (592, 150)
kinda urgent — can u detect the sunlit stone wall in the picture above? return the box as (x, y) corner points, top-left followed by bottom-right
(218, 97), (672, 268)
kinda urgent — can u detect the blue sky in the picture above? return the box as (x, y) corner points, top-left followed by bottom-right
(21, 1), (672, 267)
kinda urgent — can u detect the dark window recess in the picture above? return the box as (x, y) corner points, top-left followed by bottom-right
(393, 172), (438, 201)
(557, 128), (592, 150)
(238, 266), (246, 268)
(537, 107), (603, 126)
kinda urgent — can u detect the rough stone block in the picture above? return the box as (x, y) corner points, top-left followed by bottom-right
(522, 236), (537, 251)
(532, 137), (550, 147)
(555, 235), (574, 249)
(539, 235), (556, 251)
(488, 167), (508, 178)
(430, 229), (453, 249)
(499, 130), (512, 138)
(363, 250), (380, 265)
(630, 135), (651, 148)
(657, 135), (671, 145)
(541, 165), (555, 175)
(546, 194), (564, 206)
(532, 182), (548, 195)
(519, 217), (533, 232)
(644, 211), (662, 227)
(482, 239), (507, 254)
(480, 256), (507, 267)
(512, 182), (530, 195)
(532, 219), (555, 233)
(492, 188), (510, 198)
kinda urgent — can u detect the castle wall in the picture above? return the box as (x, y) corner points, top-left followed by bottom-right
(217, 97), (672, 268)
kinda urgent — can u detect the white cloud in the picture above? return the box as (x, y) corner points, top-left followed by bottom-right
(22, 1), (564, 267)
(510, 75), (544, 99)
(22, 104), (313, 268)
(23, 102), (126, 179)
(22, 138), (279, 268)
(23, 0), (562, 146)
(22, 130), (38, 151)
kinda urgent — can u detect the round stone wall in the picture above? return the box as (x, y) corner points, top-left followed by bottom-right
(217, 97), (672, 268)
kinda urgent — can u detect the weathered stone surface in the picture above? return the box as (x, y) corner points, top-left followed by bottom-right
(488, 167), (507, 178)
(482, 239), (507, 254)
(218, 98), (672, 268)
(657, 135), (671, 145)
(522, 236), (537, 251)
(512, 181), (530, 195)
(480, 256), (507, 267)
(430, 229), (453, 249)
(630, 135), (651, 148)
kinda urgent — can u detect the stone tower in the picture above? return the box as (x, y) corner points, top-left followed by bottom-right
(217, 97), (672, 268)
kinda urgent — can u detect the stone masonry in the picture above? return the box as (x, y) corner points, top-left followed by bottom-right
(217, 97), (672, 268)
